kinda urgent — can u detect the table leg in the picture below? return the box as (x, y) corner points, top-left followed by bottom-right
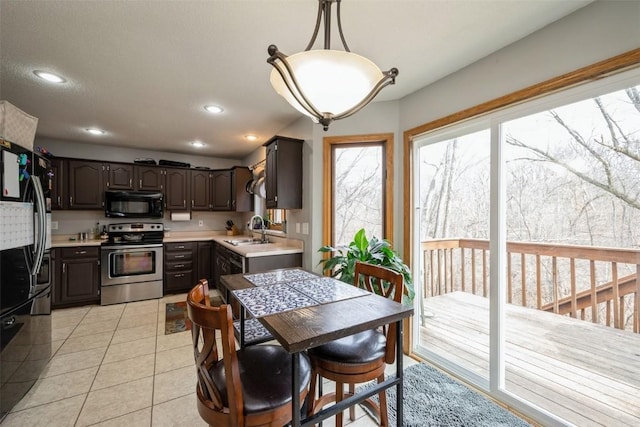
(240, 306), (246, 348)
(396, 319), (403, 427)
(292, 352), (301, 426)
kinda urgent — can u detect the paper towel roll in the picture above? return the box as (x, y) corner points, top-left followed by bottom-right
(170, 212), (191, 221)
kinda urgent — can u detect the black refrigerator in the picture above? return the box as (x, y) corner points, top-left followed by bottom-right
(0, 140), (52, 420)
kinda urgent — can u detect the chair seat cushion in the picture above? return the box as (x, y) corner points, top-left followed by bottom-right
(308, 329), (386, 364)
(210, 345), (311, 414)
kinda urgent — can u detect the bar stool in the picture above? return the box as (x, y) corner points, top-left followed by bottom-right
(306, 262), (405, 426)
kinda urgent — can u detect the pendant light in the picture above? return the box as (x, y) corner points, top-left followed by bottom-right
(267, 0), (398, 131)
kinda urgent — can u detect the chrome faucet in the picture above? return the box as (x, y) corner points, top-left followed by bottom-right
(249, 215), (267, 243)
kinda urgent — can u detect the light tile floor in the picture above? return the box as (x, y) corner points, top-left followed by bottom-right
(5, 292), (417, 427)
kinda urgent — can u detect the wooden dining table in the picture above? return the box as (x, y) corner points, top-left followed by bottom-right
(220, 268), (414, 427)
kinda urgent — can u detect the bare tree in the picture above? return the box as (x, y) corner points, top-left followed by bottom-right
(333, 146), (383, 244)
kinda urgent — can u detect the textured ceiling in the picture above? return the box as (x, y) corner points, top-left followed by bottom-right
(0, 0), (591, 159)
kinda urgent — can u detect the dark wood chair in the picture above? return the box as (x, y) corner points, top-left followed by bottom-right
(187, 279), (311, 427)
(307, 262), (405, 426)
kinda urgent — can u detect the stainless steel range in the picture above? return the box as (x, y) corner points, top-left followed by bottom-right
(100, 222), (164, 305)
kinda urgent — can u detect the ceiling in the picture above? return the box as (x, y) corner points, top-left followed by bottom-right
(0, 0), (592, 159)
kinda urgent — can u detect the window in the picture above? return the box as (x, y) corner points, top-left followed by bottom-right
(323, 134), (394, 247)
(266, 209), (286, 231)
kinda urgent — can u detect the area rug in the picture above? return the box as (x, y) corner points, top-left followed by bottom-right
(358, 363), (531, 427)
(165, 296), (223, 335)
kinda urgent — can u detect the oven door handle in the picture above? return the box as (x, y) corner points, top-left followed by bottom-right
(102, 244), (163, 251)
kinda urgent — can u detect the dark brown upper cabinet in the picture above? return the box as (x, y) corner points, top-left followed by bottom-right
(105, 163), (135, 190)
(231, 166), (253, 212)
(51, 158), (66, 210)
(51, 157), (255, 213)
(191, 169), (212, 211)
(136, 165), (164, 191)
(264, 136), (303, 209)
(209, 167), (253, 212)
(164, 168), (190, 211)
(67, 160), (104, 209)
(211, 170), (231, 211)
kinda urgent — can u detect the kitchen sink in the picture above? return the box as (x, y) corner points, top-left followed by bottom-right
(223, 238), (271, 246)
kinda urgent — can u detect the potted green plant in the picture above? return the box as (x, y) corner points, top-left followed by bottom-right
(318, 228), (415, 303)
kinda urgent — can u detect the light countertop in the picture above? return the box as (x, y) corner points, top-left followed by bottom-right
(51, 231), (304, 258)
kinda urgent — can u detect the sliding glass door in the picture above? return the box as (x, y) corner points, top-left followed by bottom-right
(411, 68), (640, 426)
(501, 86), (640, 425)
(414, 125), (491, 385)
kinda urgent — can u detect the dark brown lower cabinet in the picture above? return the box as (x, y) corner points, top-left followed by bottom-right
(196, 241), (213, 284)
(164, 241), (216, 294)
(52, 247), (100, 308)
(164, 242), (195, 293)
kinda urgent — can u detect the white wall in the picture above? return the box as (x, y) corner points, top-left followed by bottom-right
(275, 0), (640, 273)
(268, 101), (401, 272)
(400, 0), (640, 131)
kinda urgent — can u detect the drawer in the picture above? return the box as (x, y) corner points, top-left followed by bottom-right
(165, 251), (193, 262)
(60, 246), (100, 259)
(165, 260), (193, 272)
(164, 270), (194, 291)
(165, 242), (195, 252)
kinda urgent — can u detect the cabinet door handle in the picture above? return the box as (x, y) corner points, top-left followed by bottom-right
(175, 264), (184, 268)
(176, 245), (185, 249)
(129, 178), (132, 188)
(69, 196), (73, 205)
(183, 200), (186, 208)
(139, 179), (142, 188)
(227, 200), (230, 208)
(75, 250), (87, 255)
(174, 255), (185, 259)
(62, 263), (66, 274)
(57, 196), (61, 206)
(191, 200), (194, 207)
(174, 273), (184, 278)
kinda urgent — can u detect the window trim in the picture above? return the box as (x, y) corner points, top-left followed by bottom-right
(323, 133), (395, 248)
(403, 48), (640, 270)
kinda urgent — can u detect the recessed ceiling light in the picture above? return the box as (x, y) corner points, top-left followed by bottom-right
(33, 70), (66, 83)
(191, 141), (206, 148)
(245, 135), (258, 141)
(204, 105), (224, 114)
(86, 128), (105, 135)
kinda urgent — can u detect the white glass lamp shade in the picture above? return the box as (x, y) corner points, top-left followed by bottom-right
(270, 49), (384, 118)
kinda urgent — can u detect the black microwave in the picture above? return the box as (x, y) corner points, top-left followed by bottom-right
(105, 191), (164, 218)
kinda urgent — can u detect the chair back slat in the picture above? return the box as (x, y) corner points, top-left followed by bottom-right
(187, 279), (245, 426)
(354, 262), (405, 364)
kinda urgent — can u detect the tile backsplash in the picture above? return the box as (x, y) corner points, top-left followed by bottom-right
(51, 210), (246, 236)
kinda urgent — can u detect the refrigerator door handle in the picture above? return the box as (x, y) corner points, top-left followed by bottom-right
(30, 176), (47, 276)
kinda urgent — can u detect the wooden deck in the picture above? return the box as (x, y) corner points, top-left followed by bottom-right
(419, 292), (640, 426)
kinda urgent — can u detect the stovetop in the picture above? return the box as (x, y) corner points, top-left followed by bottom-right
(103, 222), (164, 245)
